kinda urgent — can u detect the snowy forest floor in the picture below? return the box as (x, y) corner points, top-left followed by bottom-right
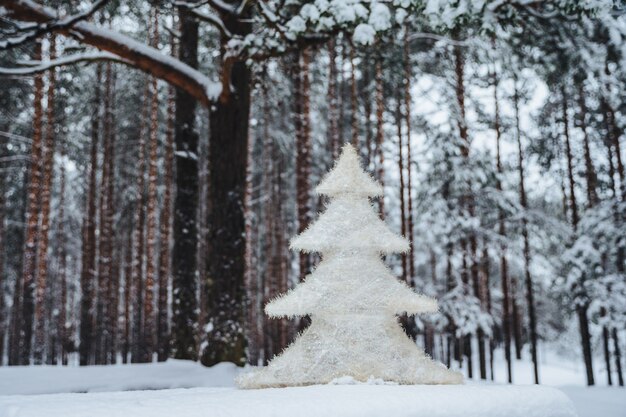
(0, 350), (624, 417)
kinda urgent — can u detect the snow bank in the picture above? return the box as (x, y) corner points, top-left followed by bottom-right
(0, 360), (239, 395)
(0, 385), (577, 417)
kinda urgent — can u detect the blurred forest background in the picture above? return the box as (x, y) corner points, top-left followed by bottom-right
(0, 0), (625, 387)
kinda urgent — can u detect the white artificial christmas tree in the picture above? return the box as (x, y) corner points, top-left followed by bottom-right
(238, 144), (463, 388)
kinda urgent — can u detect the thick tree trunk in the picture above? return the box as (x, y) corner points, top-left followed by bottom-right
(562, 86), (594, 386)
(514, 81), (539, 384)
(79, 64), (102, 366)
(171, 8), (199, 361)
(201, 9), (251, 366)
(33, 35), (56, 365)
(18, 39), (45, 365)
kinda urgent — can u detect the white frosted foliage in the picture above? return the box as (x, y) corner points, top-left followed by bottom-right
(237, 144), (462, 388)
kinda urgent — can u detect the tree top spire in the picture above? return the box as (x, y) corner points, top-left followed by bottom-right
(315, 143), (383, 198)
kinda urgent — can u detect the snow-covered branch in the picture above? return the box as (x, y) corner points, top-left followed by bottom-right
(2, 0), (222, 106)
(0, 51), (130, 76)
(0, 0), (110, 50)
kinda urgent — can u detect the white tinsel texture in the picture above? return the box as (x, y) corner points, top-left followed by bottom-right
(237, 144), (463, 388)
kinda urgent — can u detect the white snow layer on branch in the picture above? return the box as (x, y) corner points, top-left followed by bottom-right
(0, 51), (129, 75)
(10, 0), (222, 102)
(238, 144), (462, 388)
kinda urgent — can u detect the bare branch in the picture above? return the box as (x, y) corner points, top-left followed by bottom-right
(183, 7), (233, 38)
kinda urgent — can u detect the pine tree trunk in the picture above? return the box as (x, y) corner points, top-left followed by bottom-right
(327, 39), (340, 159)
(495, 74), (512, 383)
(123, 230), (132, 363)
(96, 63), (116, 364)
(106, 68), (119, 364)
(396, 102), (407, 285)
(514, 81), (539, 384)
(33, 35), (56, 365)
(0, 142), (6, 364)
(131, 80), (149, 363)
(57, 143), (68, 365)
(454, 36), (482, 379)
(18, 39), (45, 365)
(350, 42), (358, 148)
(171, 8), (199, 361)
(402, 28), (416, 284)
(79, 64), (102, 366)
(296, 47), (312, 284)
(562, 86), (594, 386)
(202, 8), (251, 366)
(142, 10), (160, 363)
(375, 54), (385, 219)
(157, 50), (176, 362)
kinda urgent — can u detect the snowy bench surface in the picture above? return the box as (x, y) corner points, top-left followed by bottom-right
(0, 384), (577, 417)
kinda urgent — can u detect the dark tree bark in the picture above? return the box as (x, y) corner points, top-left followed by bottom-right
(201, 7), (252, 366)
(170, 8), (199, 361)
(79, 64), (102, 366)
(18, 39), (45, 365)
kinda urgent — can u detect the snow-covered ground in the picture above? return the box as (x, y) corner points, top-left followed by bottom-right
(0, 354), (623, 417)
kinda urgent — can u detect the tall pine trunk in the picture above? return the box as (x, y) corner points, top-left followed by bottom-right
(142, 9), (160, 362)
(131, 81), (149, 363)
(33, 35), (56, 365)
(157, 52), (176, 363)
(79, 64), (102, 366)
(17, 39), (45, 365)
